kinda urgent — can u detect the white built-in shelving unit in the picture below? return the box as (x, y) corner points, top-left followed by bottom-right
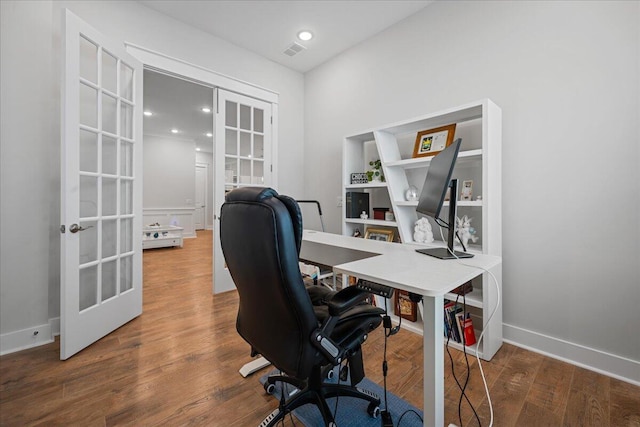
(342, 99), (502, 360)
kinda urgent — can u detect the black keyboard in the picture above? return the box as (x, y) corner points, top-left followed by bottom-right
(356, 279), (394, 298)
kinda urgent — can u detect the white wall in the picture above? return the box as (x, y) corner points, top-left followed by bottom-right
(0, 0), (304, 353)
(143, 135), (196, 208)
(0, 1), (57, 348)
(305, 1), (640, 380)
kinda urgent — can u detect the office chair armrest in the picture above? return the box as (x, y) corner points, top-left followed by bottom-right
(326, 285), (370, 316)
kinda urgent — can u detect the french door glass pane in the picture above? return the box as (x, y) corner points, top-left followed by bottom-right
(120, 102), (133, 139)
(120, 63), (134, 101)
(225, 101), (237, 127)
(80, 129), (98, 173)
(225, 157), (237, 183)
(80, 83), (98, 128)
(225, 129), (237, 155)
(121, 218), (133, 253)
(102, 219), (117, 258)
(102, 135), (117, 175)
(121, 180), (133, 215)
(121, 141), (133, 176)
(253, 161), (264, 185)
(80, 176), (98, 218)
(254, 134), (264, 159)
(79, 265), (98, 311)
(102, 177), (117, 216)
(254, 108), (264, 133)
(79, 36), (97, 84)
(102, 93), (117, 134)
(239, 104), (251, 130)
(239, 131), (251, 157)
(79, 220), (98, 264)
(101, 260), (117, 301)
(120, 255), (132, 292)
(102, 50), (117, 94)
(239, 159), (251, 184)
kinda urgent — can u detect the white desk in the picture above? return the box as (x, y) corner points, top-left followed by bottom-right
(302, 230), (502, 427)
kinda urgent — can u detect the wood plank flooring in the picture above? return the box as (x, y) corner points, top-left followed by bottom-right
(1, 230), (639, 426)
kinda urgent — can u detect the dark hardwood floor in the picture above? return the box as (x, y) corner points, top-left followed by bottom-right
(1, 230), (639, 426)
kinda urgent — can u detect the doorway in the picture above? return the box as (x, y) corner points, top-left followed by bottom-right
(142, 69), (214, 239)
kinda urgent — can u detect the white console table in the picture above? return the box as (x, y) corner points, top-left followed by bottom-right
(142, 225), (184, 249)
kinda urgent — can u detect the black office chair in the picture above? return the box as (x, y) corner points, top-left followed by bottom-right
(220, 187), (385, 427)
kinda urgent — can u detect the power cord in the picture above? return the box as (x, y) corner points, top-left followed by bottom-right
(437, 223), (501, 427)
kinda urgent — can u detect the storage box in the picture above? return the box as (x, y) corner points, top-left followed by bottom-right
(373, 207), (389, 220)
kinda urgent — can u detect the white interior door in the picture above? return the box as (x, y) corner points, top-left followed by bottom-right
(213, 89), (273, 293)
(60, 10), (143, 359)
(195, 163), (207, 230)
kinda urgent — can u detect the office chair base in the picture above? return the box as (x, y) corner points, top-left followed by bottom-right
(260, 366), (380, 427)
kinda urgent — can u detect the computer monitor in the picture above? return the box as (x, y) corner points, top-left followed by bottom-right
(415, 138), (474, 259)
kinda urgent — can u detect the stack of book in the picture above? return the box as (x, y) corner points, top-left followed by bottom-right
(444, 300), (477, 346)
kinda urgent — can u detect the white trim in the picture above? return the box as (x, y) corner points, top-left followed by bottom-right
(0, 320), (57, 356)
(504, 323), (640, 386)
(124, 42), (279, 104)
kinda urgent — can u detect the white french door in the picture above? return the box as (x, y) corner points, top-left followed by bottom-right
(60, 10), (143, 359)
(213, 89), (274, 293)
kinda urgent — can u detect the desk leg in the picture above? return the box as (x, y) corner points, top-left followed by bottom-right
(423, 295), (444, 427)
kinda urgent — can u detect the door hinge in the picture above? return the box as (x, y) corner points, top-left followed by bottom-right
(60, 225), (65, 233)
(270, 116), (273, 124)
(270, 164), (273, 172)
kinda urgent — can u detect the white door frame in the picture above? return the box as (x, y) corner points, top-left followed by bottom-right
(125, 43), (279, 294)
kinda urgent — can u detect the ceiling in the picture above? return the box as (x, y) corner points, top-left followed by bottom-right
(141, 1), (433, 150)
(139, 0), (432, 73)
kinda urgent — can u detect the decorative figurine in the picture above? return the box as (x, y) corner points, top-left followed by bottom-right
(456, 215), (478, 248)
(413, 217), (434, 243)
(360, 211), (368, 220)
(405, 185), (418, 201)
(353, 228), (362, 238)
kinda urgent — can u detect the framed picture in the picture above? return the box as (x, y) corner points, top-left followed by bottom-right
(394, 290), (417, 322)
(412, 124), (457, 158)
(364, 227), (394, 242)
(461, 180), (473, 201)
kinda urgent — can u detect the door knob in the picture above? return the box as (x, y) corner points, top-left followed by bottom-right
(69, 223), (93, 233)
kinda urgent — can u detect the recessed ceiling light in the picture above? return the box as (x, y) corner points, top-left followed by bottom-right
(196, 147), (201, 152)
(143, 111), (153, 116)
(297, 30), (313, 41)
(171, 129), (179, 134)
(206, 132), (213, 137)
(201, 107), (211, 113)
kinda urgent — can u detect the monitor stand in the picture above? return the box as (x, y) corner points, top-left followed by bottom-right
(416, 179), (474, 260)
(415, 247), (474, 260)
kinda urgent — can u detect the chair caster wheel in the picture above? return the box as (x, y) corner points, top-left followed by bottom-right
(326, 369), (335, 380)
(367, 402), (381, 418)
(340, 365), (349, 382)
(264, 381), (276, 395)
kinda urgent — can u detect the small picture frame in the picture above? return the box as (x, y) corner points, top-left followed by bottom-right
(412, 124), (457, 158)
(364, 227), (394, 242)
(394, 290), (417, 322)
(461, 180), (473, 201)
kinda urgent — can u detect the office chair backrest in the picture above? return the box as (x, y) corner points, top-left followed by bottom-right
(220, 187), (320, 378)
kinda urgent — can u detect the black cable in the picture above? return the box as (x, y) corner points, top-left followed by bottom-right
(383, 298), (390, 412)
(445, 295), (481, 427)
(332, 360), (344, 424)
(396, 408), (423, 426)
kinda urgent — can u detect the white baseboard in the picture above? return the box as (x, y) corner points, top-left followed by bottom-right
(0, 319), (58, 356)
(504, 323), (640, 386)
